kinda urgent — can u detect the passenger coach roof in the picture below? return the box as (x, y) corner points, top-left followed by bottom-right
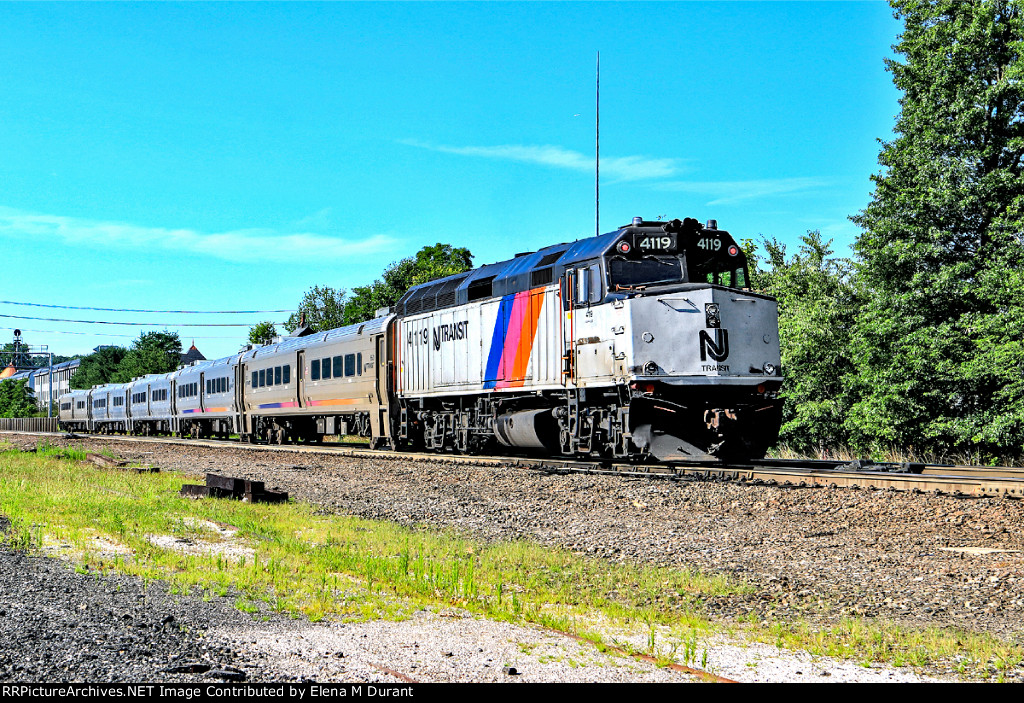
(239, 315), (390, 362)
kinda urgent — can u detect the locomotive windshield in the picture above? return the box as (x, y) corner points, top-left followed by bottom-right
(608, 256), (682, 288)
(603, 219), (751, 292)
(687, 250), (750, 288)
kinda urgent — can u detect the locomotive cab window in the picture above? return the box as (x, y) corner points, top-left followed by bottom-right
(608, 256), (682, 289)
(687, 250), (750, 289)
(571, 263), (603, 307)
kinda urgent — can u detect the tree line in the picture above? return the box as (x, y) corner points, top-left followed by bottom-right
(754, 0), (1024, 462)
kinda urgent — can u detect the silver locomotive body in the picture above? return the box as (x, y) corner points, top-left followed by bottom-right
(394, 217), (783, 460)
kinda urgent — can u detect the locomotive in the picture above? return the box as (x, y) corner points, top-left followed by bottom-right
(60, 217), (783, 461)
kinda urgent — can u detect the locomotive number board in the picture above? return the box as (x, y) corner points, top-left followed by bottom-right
(632, 233), (678, 253)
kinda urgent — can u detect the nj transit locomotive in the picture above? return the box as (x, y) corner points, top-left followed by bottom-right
(60, 217), (783, 461)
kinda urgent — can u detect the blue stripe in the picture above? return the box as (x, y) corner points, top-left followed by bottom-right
(483, 295), (514, 389)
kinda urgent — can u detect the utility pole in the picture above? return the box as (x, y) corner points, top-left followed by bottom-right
(595, 51), (600, 238)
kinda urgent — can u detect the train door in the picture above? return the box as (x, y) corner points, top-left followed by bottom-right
(371, 334), (390, 448)
(234, 363), (247, 437)
(169, 380), (178, 434)
(296, 351), (306, 408)
(561, 270), (577, 385)
(199, 372), (206, 413)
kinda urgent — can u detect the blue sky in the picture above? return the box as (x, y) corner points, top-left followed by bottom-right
(1, 1), (902, 361)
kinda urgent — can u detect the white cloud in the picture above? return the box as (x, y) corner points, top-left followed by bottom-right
(402, 140), (678, 182)
(657, 177), (826, 205)
(0, 207), (397, 263)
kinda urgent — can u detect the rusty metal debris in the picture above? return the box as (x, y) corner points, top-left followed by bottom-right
(180, 473), (288, 503)
(84, 453), (159, 473)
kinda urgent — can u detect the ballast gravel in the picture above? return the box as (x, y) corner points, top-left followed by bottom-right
(4, 432), (1023, 683)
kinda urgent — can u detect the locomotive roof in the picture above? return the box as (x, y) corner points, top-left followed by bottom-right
(397, 217), (738, 316)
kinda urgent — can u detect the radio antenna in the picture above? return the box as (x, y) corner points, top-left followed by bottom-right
(595, 51), (600, 238)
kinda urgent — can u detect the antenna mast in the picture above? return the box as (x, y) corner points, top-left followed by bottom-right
(595, 51), (600, 237)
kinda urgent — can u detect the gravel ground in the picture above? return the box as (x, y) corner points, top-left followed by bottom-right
(4, 432), (1024, 683)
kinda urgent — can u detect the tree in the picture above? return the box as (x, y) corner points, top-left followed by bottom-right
(248, 321), (278, 346)
(754, 232), (861, 452)
(285, 285), (348, 334)
(0, 379), (37, 418)
(342, 243), (474, 325)
(287, 243), (474, 332)
(111, 331), (183, 383)
(70, 346), (127, 390)
(849, 0), (1024, 458)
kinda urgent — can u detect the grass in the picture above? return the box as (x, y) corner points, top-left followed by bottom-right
(0, 440), (1021, 680)
(769, 442), (1023, 468)
(751, 618), (1022, 681)
(0, 444), (740, 633)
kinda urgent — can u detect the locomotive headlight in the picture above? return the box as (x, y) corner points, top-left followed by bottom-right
(763, 362), (776, 376)
(643, 361), (659, 375)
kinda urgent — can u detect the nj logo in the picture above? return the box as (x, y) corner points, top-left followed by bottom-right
(699, 329), (730, 362)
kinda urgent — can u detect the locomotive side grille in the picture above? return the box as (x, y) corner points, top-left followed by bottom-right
(531, 267), (553, 286)
(467, 276), (495, 301)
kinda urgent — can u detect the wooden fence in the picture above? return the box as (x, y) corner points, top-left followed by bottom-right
(0, 417), (60, 433)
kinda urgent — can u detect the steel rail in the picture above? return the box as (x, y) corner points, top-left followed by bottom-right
(4, 429), (1023, 498)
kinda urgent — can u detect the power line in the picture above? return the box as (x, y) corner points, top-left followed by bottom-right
(0, 313), (286, 327)
(0, 300), (295, 314)
(0, 329), (256, 341)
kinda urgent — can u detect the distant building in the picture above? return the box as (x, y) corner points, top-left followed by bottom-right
(29, 360), (81, 411)
(0, 359), (81, 412)
(181, 343), (206, 366)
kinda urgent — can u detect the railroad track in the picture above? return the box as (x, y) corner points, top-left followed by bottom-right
(5, 429), (1024, 499)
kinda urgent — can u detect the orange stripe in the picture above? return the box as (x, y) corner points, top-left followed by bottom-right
(307, 398), (363, 406)
(510, 291), (544, 381)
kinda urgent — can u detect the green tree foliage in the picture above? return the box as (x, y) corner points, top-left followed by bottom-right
(288, 244), (474, 332)
(285, 285), (348, 334)
(342, 243), (474, 324)
(112, 331), (183, 383)
(849, 0), (1024, 458)
(248, 321), (278, 346)
(0, 379), (37, 418)
(70, 346), (127, 390)
(754, 232), (860, 452)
